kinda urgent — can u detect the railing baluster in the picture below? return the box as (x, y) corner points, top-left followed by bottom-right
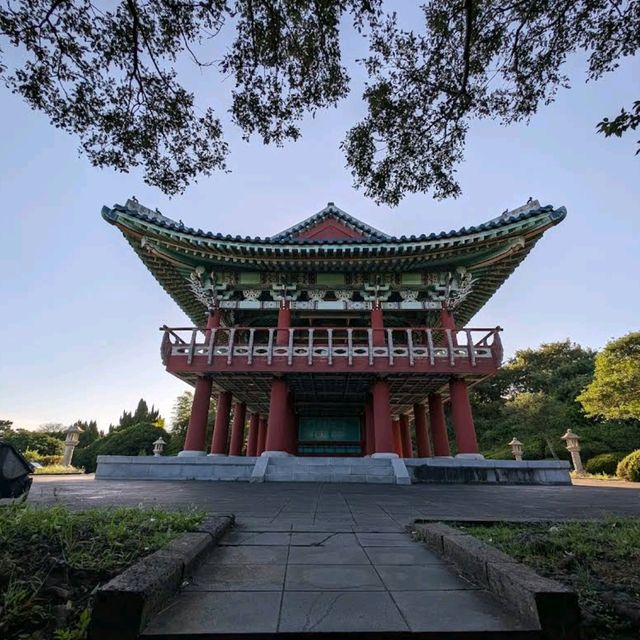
(328, 329), (333, 365)
(347, 328), (353, 366)
(288, 328), (294, 365)
(387, 328), (394, 365)
(308, 329), (314, 365)
(367, 328), (374, 365)
(406, 329), (414, 366)
(426, 329), (435, 365)
(227, 328), (236, 365)
(466, 329), (476, 366)
(187, 329), (197, 365)
(267, 329), (274, 365)
(247, 328), (255, 364)
(446, 329), (455, 365)
(207, 328), (217, 365)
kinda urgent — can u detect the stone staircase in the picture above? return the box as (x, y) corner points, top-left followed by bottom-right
(263, 456), (400, 483)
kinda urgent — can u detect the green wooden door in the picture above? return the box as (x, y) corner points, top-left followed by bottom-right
(298, 417), (362, 455)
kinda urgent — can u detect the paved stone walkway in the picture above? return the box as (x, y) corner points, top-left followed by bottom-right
(30, 476), (640, 525)
(27, 477), (639, 637)
(143, 523), (533, 636)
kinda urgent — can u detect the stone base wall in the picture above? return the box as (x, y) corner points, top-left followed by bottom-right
(405, 458), (571, 485)
(95, 455), (571, 485)
(95, 455), (256, 481)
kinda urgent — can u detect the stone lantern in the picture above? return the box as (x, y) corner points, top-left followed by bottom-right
(561, 429), (584, 474)
(62, 424), (82, 466)
(153, 437), (166, 457)
(508, 437), (524, 461)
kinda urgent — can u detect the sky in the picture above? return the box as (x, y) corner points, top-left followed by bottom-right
(0, 18), (638, 431)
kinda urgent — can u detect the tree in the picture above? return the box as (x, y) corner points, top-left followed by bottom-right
(0, 419), (12, 436)
(1, 429), (64, 456)
(74, 420), (100, 448)
(472, 340), (596, 458)
(1, 1), (637, 205)
(578, 332), (640, 421)
(165, 390), (216, 455)
(115, 399), (162, 431)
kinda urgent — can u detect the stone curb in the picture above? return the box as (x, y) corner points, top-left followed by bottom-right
(88, 514), (234, 640)
(413, 522), (581, 640)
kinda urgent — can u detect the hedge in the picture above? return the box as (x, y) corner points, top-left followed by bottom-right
(73, 422), (169, 473)
(616, 450), (640, 482)
(584, 452), (628, 476)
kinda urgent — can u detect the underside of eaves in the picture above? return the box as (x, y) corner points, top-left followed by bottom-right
(102, 198), (566, 326)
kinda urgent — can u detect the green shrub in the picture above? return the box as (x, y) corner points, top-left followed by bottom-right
(23, 448), (63, 466)
(585, 452), (628, 476)
(74, 422), (168, 473)
(616, 450), (640, 482)
(1, 430), (64, 456)
(34, 464), (83, 474)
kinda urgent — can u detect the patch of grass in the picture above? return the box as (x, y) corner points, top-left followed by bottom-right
(570, 470), (624, 481)
(457, 519), (640, 640)
(34, 465), (84, 475)
(0, 504), (204, 640)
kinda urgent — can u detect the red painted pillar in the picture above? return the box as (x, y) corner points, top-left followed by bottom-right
(181, 376), (212, 454)
(371, 379), (395, 454)
(371, 303), (385, 346)
(449, 378), (480, 454)
(207, 308), (221, 329)
(429, 392), (451, 456)
(440, 306), (458, 346)
(276, 301), (291, 347)
(210, 391), (232, 454)
(246, 412), (260, 456)
(229, 401), (247, 456)
(257, 416), (268, 455)
(266, 378), (289, 452)
(413, 403), (432, 458)
(365, 401), (375, 455)
(399, 414), (413, 458)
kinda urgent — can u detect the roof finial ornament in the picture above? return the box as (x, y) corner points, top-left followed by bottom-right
(131, 195), (138, 202)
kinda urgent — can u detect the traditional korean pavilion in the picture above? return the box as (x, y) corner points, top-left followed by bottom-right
(102, 198), (566, 463)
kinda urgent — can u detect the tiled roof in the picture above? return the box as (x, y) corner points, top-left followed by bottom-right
(102, 198), (566, 246)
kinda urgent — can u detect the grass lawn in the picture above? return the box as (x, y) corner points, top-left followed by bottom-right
(0, 503), (204, 640)
(459, 519), (640, 640)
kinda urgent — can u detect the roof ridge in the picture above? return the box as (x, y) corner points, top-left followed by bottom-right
(269, 202), (391, 241)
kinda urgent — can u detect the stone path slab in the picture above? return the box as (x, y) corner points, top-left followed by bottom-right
(30, 476), (640, 524)
(143, 521), (536, 637)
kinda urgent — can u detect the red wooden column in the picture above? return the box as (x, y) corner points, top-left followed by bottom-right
(399, 414), (413, 458)
(371, 379), (395, 454)
(180, 376), (213, 455)
(392, 419), (403, 456)
(428, 392), (451, 456)
(246, 412), (260, 456)
(210, 391), (232, 455)
(229, 401), (247, 456)
(364, 400), (375, 455)
(413, 403), (432, 458)
(257, 416), (268, 455)
(371, 302), (385, 346)
(266, 378), (289, 453)
(276, 300), (291, 347)
(449, 378), (480, 454)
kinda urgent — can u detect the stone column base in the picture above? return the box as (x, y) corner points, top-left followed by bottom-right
(371, 452), (399, 459)
(178, 450), (207, 457)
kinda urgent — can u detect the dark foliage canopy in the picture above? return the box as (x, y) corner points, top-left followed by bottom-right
(1, 1), (637, 204)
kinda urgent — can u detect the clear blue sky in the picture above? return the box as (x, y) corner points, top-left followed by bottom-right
(0, 30), (638, 431)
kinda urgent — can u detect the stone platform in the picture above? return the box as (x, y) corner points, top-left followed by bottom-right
(95, 455), (571, 485)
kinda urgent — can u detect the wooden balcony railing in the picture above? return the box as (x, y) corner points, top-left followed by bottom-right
(160, 325), (503, 375)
